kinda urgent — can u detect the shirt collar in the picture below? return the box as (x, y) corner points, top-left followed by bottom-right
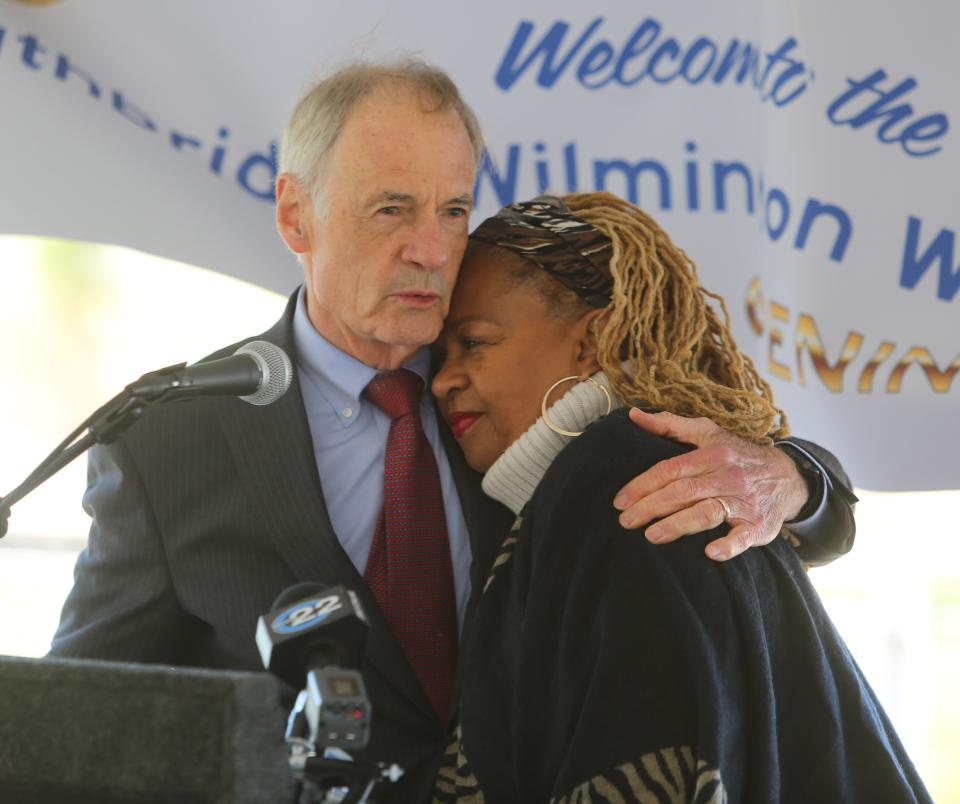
(292, 286), (433, 425)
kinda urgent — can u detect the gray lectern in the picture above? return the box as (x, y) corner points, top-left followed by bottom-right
(0, 654), (296, 803)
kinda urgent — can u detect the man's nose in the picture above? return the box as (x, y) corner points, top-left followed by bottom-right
(401, 213), (451, 271)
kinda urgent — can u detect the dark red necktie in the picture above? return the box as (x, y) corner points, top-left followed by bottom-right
(363, 369), (458, 723)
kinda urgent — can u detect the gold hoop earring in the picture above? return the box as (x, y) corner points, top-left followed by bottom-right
(541, 375), (613, 437)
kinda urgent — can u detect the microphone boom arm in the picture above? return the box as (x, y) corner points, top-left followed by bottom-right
(0, 386), (150, 538)
(0, 341), (291, 539)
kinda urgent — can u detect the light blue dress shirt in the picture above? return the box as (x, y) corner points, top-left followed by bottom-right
(291, 289), (473, 632)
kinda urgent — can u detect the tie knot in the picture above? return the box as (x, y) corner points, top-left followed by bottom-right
(365, 370), (424, 420)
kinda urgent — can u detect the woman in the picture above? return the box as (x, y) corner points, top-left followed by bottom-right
(430, 193), (929, 803)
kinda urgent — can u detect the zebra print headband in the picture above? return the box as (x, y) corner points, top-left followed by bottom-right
(469, 195), (614, 308)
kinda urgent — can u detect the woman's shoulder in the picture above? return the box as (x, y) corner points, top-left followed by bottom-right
(523, 407), (705, 558)
(540, 406), (694, 498)
(521, 406), (733, 605)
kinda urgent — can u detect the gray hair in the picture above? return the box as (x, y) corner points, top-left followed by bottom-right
(280, 58), (484, 214)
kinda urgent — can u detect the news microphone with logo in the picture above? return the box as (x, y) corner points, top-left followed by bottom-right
(127, 340), (292, 405)
(257, 583), (371, 750)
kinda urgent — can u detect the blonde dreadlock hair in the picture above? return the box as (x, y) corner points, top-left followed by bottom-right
(561, 191), (788, 443)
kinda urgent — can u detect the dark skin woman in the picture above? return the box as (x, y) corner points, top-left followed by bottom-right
(429, 192), (929, 803)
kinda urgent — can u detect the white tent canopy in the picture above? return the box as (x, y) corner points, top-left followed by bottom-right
(1, 0), (956, 489)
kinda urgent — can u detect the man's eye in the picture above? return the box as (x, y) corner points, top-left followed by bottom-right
(461, 337), (484, 350)
(378, 206), (401, 216)
(447, 207), (468, 218)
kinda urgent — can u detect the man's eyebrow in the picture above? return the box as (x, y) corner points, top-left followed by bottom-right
(372, 191), (474, 206)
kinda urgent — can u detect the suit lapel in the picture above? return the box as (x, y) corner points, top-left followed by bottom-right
(435, 405), (514, 729)
(217, 293), (435, 724)
(436, 413), (508, 599)
(429, 343), (514, 604)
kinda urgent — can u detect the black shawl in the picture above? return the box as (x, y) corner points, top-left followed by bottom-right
(435, 409), (930, 803)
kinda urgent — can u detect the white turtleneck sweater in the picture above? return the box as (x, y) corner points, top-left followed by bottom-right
(482, 371), (620, 516)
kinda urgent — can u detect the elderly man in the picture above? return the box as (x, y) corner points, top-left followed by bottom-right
(51, 60), (855, 801)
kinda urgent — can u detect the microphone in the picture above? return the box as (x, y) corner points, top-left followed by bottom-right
(127, 340), (293, 406)
(257, 583), (371, 750)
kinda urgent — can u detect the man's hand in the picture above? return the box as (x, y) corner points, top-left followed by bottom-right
(614, 409), (809, 561)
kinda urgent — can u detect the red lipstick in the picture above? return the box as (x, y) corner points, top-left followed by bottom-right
(448, 412), (482, 438)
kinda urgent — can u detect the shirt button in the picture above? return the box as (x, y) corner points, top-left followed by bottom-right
(342, 407), (353, 419)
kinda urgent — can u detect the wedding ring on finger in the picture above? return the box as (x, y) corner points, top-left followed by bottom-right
(716, 497), (732, 523)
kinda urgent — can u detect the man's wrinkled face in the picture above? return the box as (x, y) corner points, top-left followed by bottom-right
(291, 87), (477, 369)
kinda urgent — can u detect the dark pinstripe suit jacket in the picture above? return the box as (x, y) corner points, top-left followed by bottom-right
(50, 292), (514, 799)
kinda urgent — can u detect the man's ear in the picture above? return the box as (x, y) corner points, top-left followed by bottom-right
(275, 173), (311, 255)
(574, 308), (607, 375)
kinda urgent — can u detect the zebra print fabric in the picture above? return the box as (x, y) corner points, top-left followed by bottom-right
(433, 731), (727, 804)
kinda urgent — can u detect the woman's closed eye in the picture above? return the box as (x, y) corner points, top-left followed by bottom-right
(461, 335), (504, 352)
(431, 336), (488, 366)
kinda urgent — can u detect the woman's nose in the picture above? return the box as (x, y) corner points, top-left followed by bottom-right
(431, 354), (467, 400)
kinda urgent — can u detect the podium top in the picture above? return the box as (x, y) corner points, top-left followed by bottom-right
(0, 654), (295, 804)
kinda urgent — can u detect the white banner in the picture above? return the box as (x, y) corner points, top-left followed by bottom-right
(0, 0), (956, 489)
